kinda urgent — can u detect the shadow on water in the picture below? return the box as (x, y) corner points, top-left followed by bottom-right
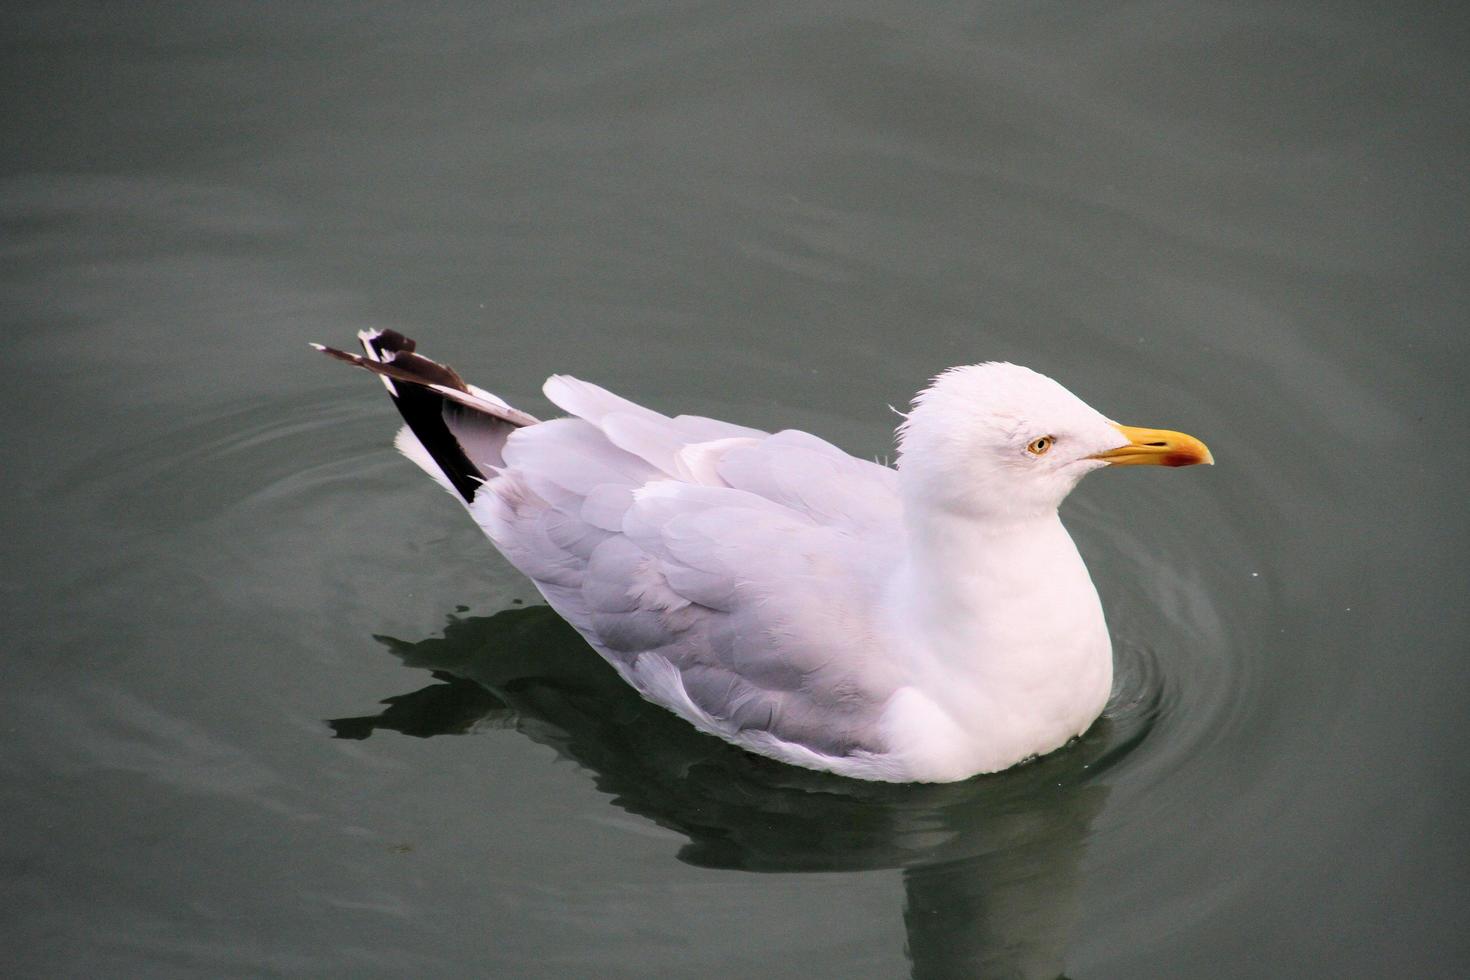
(332, 606), (1160, 979)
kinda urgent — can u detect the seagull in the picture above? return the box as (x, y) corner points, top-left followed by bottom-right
(315, 331), (1211, 783)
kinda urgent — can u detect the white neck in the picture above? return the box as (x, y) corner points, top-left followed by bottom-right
(881, 503), (1114, 779)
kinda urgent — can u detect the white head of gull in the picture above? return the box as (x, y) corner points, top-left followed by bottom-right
(316, 333), (1212, 782)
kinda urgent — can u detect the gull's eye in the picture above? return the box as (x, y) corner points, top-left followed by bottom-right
(1026, 436), (1054, 456)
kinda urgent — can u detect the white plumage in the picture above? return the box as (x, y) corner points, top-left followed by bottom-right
(317, 331), (1211, 782)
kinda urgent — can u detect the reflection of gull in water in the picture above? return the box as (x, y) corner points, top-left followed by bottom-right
(333, 608), (1157, 979)
(316, 330), (1208, 781)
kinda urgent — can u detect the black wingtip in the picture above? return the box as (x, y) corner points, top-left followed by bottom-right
(320, 331), (488, 503)
(359, 329), (416, 357)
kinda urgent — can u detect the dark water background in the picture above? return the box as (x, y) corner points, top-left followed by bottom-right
(4, 2), (1468, 977)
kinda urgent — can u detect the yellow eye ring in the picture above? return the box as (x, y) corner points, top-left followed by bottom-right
(1027, 436), (1054, 456)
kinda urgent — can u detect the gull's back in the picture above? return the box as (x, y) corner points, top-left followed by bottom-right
(322, 331), (908, 779)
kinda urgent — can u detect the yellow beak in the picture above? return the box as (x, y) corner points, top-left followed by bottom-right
(1092, 423), (1214, 467)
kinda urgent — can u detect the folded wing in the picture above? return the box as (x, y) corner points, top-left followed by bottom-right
(320, 334), (905, 771)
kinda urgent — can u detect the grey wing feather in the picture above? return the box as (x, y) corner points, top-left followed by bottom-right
(468, 376), (905, 759)
(320, 334), (901, 760)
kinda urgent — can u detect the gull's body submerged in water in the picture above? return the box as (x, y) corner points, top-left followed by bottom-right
(317, 332), (1211, 782)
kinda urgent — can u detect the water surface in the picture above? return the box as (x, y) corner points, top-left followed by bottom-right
(4, 2), (1468, 977)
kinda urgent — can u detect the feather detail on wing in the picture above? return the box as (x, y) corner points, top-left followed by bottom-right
(320, 332), (904, 766)
(313, 330), (537, 501)
(475, 385), (905, 760)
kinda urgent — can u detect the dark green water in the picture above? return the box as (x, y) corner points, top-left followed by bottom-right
(4, 3), (1467, 976)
